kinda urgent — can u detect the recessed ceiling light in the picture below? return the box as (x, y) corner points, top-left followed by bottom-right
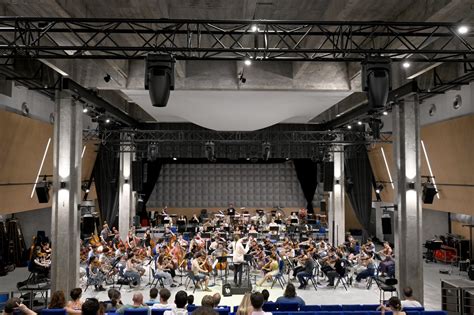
(383, 111), (388, 116)
(458, 25), (469, 35)
(244, 59), (252, 66)
(357, 121), (362, 125)
(172, 157), (177, 161)
(251, 24), (258, 32)
(347, 125), (352, 129)
(105, 118), (111, 123)
(402, 61), (411, 69)
(83, 107), (88, 113)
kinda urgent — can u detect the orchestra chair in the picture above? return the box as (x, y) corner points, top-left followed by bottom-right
(300, 262), (319, 291)
(41, 309), (67, 315)
(277, 303), (299, 312)
(124, 309), (149, 315)
(375, 277), (398, 304)
(342, 304), (363, 311)
(270, 259), (286, 289)
(151, 309), (170, 315)
(403, 307), (424, 312)
(421, 311), (447, 315)
(117, 265), (135, 290)
(148, 268), (165, 288)
(334, 262), (349, 291)
(360, 304), (380, 311)
(262, 302), (278, 312)
(300, 305), (321, 312)
(185, 270), (198, 293)
(0, 292), (9, 311)
(320, 304), (343, 312)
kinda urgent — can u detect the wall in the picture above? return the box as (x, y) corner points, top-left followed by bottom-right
(3, 207), (52, 247)
(422, 208), (449, 241)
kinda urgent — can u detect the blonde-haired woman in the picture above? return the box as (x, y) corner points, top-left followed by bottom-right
(236, 292), (253, 315)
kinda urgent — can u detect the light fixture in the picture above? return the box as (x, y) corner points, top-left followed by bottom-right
(83, 106), (88, 113)
(347, 125), (352, 129)
(402, 61), (411, 69)
(375, 184), (384, 194)
(382, 111), (388, 116)
(458, 25), (469, 35)
(60, 181), (67, 189)
(172, 157), (177, 161)
(103, 74), (111, 82)
(251, 24), (258, 32)
(407, 182), (415, 190)
(145, 54), (175, 107)
(85, 188), (90, 193)
(238, 71), (247, 84)
(105, 118), (111, 124)
(244, 59), (252, 66)
(357, 121), (362, 125)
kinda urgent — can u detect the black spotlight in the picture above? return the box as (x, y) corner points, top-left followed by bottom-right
(35, 180), (50, 203)
(369, 118), (382, 139)
(422, 182), (438, 204)
(103, 74), (111, 82)
(204, 141), (216, 162)
(375, 183), (384, 194)
(362, 57), (392, 109)
(145, 54), (175, 107)
(262, 142), (271, 161)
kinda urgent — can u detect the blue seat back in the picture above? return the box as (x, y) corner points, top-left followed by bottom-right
(404, 307), (424, 312)
(41, 310), (67, 315)
(421, 312), (447, 315)
(315, 312), (341, 315)
(405, 311), (420, 315)
(321, 305), (343, 311)
(277, 303), (299, 311)
(151, 309), (169, 315)
(360, 305), (381, 311)
(187, 305), (198, 313)
(342, 305), (363, 311)
(124, 308), (149, 315)
(262, 302), (278, 312)
(215, 307), (230, 315)
(300, 305), (321, 312)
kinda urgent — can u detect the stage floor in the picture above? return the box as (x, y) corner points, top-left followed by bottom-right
(0, 262), (467, 310)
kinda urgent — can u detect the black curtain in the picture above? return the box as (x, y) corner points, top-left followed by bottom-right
(344, 145), (373, 236)
(136, 159), (163, 215)
(293, 159), (318, 213)
(94, 145), (120, 227)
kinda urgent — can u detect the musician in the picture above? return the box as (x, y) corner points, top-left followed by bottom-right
(189, 214), (200, 224)
(256, 254), (279, 287)
(191, 252), (211, 291)
(231, 235), (252, 287)
(377, 241), (393, 259)
(227, 203), (236, 217)
(296, 255), (314, 289)
(163, 227), (175, 242)
(289, 212), (299, 225)
(124, 253), (141, 287)
(325, 253), (345, 287)
(363, 238), (375, 255)
(100, 223), (111, 243)
(355, 254), (375, 283)
(154, 255), (174, 287)
(33, 249), (51, 277)
(87, 256), (105, 291)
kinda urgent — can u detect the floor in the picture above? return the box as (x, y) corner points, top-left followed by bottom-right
(0, 261), (469, 311)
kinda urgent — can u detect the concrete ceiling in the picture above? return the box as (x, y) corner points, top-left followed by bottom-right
(3, 0), (474, 129)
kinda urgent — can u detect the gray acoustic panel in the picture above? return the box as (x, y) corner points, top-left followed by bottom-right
(148, 162), (311, 208)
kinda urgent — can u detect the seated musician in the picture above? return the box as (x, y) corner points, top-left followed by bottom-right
(378, 255), (395, 277)
(376, 241), (393, 260)
(100, 223), (111, 244)
(296, 255), (314, 289)
(289, 212), (299, 225)
(320, 248), (337, 275)
(326, 253), (345, 287)
(363, 238), (375, 255)
(249, 225), (258, 234)
(124, 253), (141, 287)
(190, 214), (200, 224)
(163, 227), (175, 242)
(33, 249), (51, 277)
(87, 256), (106, 291)
(191, 252), (211, 291)
(155, 255), (175, 287)
(177, 234), (188, 248)
(355, 254), (376, 283)
(256, 254), (279, 287)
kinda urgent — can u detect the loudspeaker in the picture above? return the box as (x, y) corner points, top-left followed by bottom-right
(35, 183), (50, 203)
(132, 160), (143, 192)
(422, 184), (437, 204)
(382, 217), (392, 235)
(222, 283), (232, 296)
(323, 162), (334, 192)
(82, 216), (96, 235)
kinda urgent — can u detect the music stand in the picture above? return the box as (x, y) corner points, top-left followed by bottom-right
(249, 233), (258, 239)
(163, 219), (170, 225)
(270, 226), (279, 232)
(291, 219), (298, 224)
(201, 232), (211, 240)
(275, 219), (282, 225)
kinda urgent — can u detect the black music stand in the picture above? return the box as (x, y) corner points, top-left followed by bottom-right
(270, 226), (279, 232)
(462, 224), (474, 261)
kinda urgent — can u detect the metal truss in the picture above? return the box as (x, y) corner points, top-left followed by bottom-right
(1, 18), (474, 62)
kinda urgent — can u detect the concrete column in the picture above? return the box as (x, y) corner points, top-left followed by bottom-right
(51, 91), (82, 293)
(329, 147), (345, 246)
(119, 134), (133, 241)
(392, 95), (423, 303)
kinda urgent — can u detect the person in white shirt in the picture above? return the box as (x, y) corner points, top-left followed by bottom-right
(250, 292), (272, 315)
(401, 287), (423, 309)
(232, 235), (252, 287)
(164, 291), (188, 315)
(152, 288), (175, 310)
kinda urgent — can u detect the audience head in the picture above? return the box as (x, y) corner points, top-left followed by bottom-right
(236, 293), (252, 315)
(283, 283), (296, 298)
(403, 287), (414, 298)
(174, 291), (188, 309)
(150, 287), (159, 300)
(108, 288), (121, 307)
(212, 293), (221, 308)
(4, 298), (22, 314)
(250, 292), (265, 310)
(261, 289), (270, 302)
(187, 295), (195, 305)
(192, 307), (217, 315)
(70, 288), (82, 301)
(159, 288), (171, 303)
(201, 295), (214, 308)
(49, 290), (66, 308)
(387, 297), (402, 311)
(132, 293), (144, 305)
(82, 298), (100, 315)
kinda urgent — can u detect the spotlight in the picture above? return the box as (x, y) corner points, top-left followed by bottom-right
(458, 25), (469, 35)
(347, 125), (352, 129)
(172, 157), (177, 161)
(145, 54), (175, 107)
(422, 182), (438, 204)
(362, 57), (392, 109)
(402, 61), (411, 69)
(251, 24), (258, 32)
(244, 59), (252, 66)
(103, 74), (111, 82)
(105, 118), (111, 124)
(375, 184), (384, 194)
(369, 118), (382, 139)
(148, 143), (159, 161)
(357, 121), (362, 125)
(239, 72), (247, 84)
(383, 111), (388, 116)
(246, 157), (250, 161)
(262, 142), (271, 161)
(204, 141), (216, 162)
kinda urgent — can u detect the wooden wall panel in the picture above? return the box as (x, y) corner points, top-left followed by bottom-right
(0, 110), (97, 214)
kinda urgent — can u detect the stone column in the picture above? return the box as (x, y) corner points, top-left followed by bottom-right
(119, 134), (133, 241)
(329, 147), (345, 246)
(392, 95), (423, 303)
(51, 91), (82, 293)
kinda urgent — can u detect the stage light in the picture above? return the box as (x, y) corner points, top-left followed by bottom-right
(402, 61), (411, 69)
(422, 182), (438, 204)
(375, 184), (384, 194)
(347, 125), (352, 129)
(239, 71), (247, 84)
(103, 74), (111, 82)
(250, 24), (258, 32)
(362, 57), (392, 109)
(383, 111), (388, 116)
(83, 106), (88, 113)
(105, 118), (111, 124)
(357, 121), (362, 125)
(172, 157), (177, 161)
(244, 59), (252, 66)
(204, 141), (216, 162)
(262, 142), (271, 161)
(145, 54), (175, 107)
(458, 25), (469, 35)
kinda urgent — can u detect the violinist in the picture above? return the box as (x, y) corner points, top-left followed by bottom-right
(256, 254), (279, 287)
(155, 255), (175, 287)
(88, 256), (106, 291)
(191, 252), (211, 292)
(100, 223), (111, 244)
(124, 253), (141, 287)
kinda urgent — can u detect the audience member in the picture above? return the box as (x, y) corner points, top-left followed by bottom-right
(236, 293), (252, 315)
(261, 290), (270, 303)
(117, 293), (149, 314)
(164, 291), (188, 315)
(212, 293), (221, 308)
(65, 288), (83, 314)
(379, 297), (406, 315)
(250, 292), (272, 315)
(191, 307), (217, 315)
(187, 295), (195, 308)
(147, 288), (159, 305)
(3, 298), (37, 315)
(201, 295), (214, 308)
(152, 288), (174, 309)
(275, 284), (305, 307)
(104, 288), (123, 311)
(81, 298), (103, 315)
(49, 290), (66, 309)
(401, 287), (422, 309)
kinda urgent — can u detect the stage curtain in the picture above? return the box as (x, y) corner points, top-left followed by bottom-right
(93, 145), (120, 227)
(137, 160), (163, 217)
(293, 159), (318, 213)
(344, 146), (373, 236)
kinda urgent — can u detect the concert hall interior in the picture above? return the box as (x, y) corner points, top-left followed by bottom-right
(1, 2), (474, 315)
